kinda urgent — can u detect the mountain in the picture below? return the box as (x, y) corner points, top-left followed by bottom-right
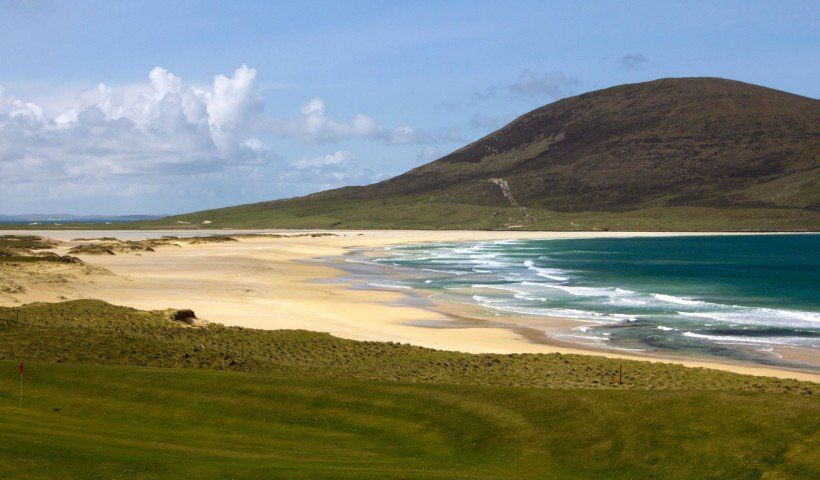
(152, 77), (819, 231)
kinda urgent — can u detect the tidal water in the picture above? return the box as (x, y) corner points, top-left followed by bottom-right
(352, 235), (820, 367)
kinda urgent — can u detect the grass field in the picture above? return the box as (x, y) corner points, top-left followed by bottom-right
(1, 362), (818, 479)
(0, 300), (818, 478)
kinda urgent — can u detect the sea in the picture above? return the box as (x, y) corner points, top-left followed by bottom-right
(345, 234), (820, 368)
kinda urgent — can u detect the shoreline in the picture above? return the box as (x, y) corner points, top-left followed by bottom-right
(2, 229), (818, 383)
(333, 246), (820, 381)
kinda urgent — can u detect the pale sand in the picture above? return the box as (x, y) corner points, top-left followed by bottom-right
(3, 229), (818, 383)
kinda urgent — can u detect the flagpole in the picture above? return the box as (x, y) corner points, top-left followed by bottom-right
(18, 361), (24, 408)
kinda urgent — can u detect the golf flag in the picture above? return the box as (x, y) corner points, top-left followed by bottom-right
(19, 362), (24, 375)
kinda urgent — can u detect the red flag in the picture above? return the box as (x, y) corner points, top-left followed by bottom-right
(18, 362), (24, 375)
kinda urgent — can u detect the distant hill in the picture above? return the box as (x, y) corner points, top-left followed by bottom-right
(150, 78), (819, 230)
(0, 214), (165, 225)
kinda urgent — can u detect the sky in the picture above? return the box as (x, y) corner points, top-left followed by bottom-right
(0, 0), (817, 215)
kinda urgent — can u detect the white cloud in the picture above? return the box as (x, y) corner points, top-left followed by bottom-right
(293, 150), (354, 169)
(265, 97), (452, 145)
(0, 65), (450, 213)
(0, 64), (268, 182)
(280, 150), (383, 191)
(0, 65), (269, 193)
(206, 65), (264, 152)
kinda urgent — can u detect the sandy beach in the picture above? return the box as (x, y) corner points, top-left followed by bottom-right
(2, 229), (818, 382)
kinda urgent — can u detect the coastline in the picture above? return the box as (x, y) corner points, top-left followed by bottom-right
(2, 229), (818, 383)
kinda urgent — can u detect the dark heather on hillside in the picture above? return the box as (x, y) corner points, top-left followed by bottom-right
(139, 77), (820, 230)
(333, 78), (818, 210)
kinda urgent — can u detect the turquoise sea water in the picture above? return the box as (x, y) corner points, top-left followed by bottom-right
(355, 235), (820, 367)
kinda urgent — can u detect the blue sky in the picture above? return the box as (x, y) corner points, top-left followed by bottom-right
(1, 0), (817, 214)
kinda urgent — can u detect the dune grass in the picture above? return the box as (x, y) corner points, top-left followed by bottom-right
(0, 299), (815, 394)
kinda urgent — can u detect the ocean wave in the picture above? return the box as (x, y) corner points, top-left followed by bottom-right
(682, 331), (818, 347)
(484, 304), (632, 324)
(512, 293), (548, 302)
(471, 295), (508, 304)
(677, 308), (820, 329)
(521, 281), (615, 298)
(370, 238), (820, 356)
(523, 260), (570, 281)
(652, 293), (706, 306)
(422, 268), (467, 276)
(553, 333), (611, 342)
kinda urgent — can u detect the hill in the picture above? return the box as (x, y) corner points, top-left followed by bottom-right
(110, 78), (820, 230)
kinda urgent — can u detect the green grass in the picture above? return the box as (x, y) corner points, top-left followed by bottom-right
(0, 300), (817, 478)
(1, 361), (818, 479)
(128, 199), (820, 231)
(0, 235), (81, 264)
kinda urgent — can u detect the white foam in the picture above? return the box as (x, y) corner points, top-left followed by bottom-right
(375, 240), (820, 353)
(367, 282), (412, 290)
(344, 258), (373, 265)
(513, 293), (548, 302)
(617, 297), (647, 305)
(551, 333), (610, 343)
(682, 331), (817, 347)
(525, 281), (614, 297)
(677, 308), (820, 329)
(653, 293), (705, 306)
(422, 268), (466, 276)
(472, 295), (507, 304)
(523, 260), (570, 281)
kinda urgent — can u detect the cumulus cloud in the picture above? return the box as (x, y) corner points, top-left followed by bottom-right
(0, 65), (267, 185)
(509, 70), (579, 98)
(280, 150), (383, 190)
(263, 96), (440, 145)
(0, 65), (454, 213)
(621, 53), (648, 69)
(293, 150), (354, 169)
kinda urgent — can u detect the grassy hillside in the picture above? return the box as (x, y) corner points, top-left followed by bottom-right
(143, 198), (819, 231)
(1, 300), (817, 478)
(0, 299), (815, 393)
(135, 77), (820, 231)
